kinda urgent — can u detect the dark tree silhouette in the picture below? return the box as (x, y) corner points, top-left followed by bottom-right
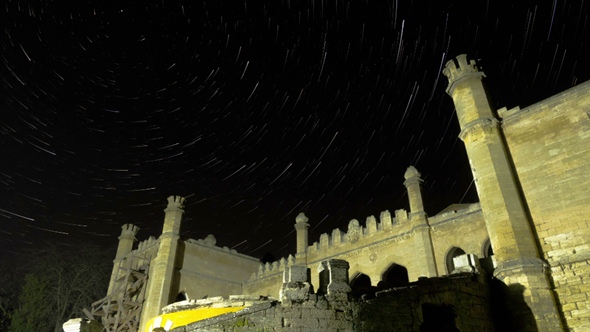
(6, 242), (113, 332)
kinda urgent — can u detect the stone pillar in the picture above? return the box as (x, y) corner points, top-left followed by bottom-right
(443, 54), (563, 331)
(294, 212), (309, 265)
(404, 166), (438, 278)
(318, 259), (351, 302)
(107, 224), (139, 295)
(280, 265), (312, 303)
(140, 196), (185, 332)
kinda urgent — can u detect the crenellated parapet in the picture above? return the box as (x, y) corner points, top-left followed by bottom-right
(442, 54), (485, 95)
(185, 234), (254, 258)
(306, 208), (408, 256)
(166, 195), (186, 210)
(247, 255), (296, 282)
(134, 236), (159, 254)
(120, 223), (140, 239)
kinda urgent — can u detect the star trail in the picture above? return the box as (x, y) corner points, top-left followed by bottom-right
(1, 0), (589, 259)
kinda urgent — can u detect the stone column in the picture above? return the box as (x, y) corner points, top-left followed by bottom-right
(280, 265), (312, 303)
(443, 54), (563, 331)
(107, 224), (139, 295)
(294, 212), (309, 265)
(140, 196), (185, 332)
(318, 259), (351, 303)
(404, 166), (438, 278)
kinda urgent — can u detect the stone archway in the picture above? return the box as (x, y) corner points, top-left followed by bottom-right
(350, 273), (372, 296)
(380, 263), (409, 289)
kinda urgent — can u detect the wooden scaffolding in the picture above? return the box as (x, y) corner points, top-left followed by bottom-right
(84, 251), (151, 332)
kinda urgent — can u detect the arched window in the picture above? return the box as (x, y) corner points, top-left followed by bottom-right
(381, 263), (409, 288)
(350, 273), (372, 296)
(482, 238), (494, 257)
(445, 247), (466, 274)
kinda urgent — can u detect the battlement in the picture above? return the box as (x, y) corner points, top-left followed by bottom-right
(120, 223), (140, 238)
(247, 255), (296, 282)
(135, 236), (159, 253)
(442, 54), (484, 94)
(306, 209), (408, 256)
(166, 195), (186, 209)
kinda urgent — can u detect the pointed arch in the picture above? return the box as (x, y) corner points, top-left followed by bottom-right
(445, 246), (466, 274)
(380, 263), (409, 288)
(350, 272), (372, 295)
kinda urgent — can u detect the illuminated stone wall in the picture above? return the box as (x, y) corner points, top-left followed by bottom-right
(171, 273), (494, 332)
(175, 237), (260, 299)
(500, 80), (590, 331)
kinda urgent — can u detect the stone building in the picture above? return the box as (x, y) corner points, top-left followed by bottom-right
(79, 55), (589, 332)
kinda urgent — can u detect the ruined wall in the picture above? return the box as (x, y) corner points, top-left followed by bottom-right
(359, 274), (495, 332)
(171, 273), (494, 332)
(501, 80), (590, 331)
(243, 271), (284, 298)
(176, 237), (260, 299)
(175, 297), (355, 332)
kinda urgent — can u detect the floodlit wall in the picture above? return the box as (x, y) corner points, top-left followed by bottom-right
(500, 80), (590, 330)
(176, 238), (260, 299)
(429, 203), (489, 274)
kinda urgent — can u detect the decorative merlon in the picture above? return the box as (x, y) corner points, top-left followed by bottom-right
(248, 255), (295, 282)
(305, 209), (407, 256)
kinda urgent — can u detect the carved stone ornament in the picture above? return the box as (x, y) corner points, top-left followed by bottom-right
(347, 219), (361, 243)
(369, 252), (377, 263)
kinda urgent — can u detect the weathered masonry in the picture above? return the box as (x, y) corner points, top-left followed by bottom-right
(70, 55), (589, 332)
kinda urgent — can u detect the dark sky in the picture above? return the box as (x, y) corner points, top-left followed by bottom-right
(1, 0), (588, 260)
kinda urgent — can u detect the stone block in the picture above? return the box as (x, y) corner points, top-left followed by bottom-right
(452, 254), (482, 274)
(283, 265), (309, 283)
(280, 282), (312, 303)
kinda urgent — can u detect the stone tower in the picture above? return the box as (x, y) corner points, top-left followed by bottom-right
(443, 55), (563, 330)
(404, 166), (437, 278)
(140, 195), (186, 332)
(107, 223), (139, 294)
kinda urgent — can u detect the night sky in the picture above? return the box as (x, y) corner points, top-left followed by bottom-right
(1, 0), (589, 260)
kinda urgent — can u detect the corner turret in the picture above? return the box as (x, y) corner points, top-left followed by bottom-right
(107, 224), (140, 294)
(162, 195), (185, 235)
(442, 55), (495, 132)
(294, 212), (310, 265)
(443, 54), (563, 330)
(404, 166), (425, 217)
(140, 195), (186, 332)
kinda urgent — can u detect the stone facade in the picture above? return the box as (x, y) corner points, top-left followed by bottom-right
(91, 54), (589, 332)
